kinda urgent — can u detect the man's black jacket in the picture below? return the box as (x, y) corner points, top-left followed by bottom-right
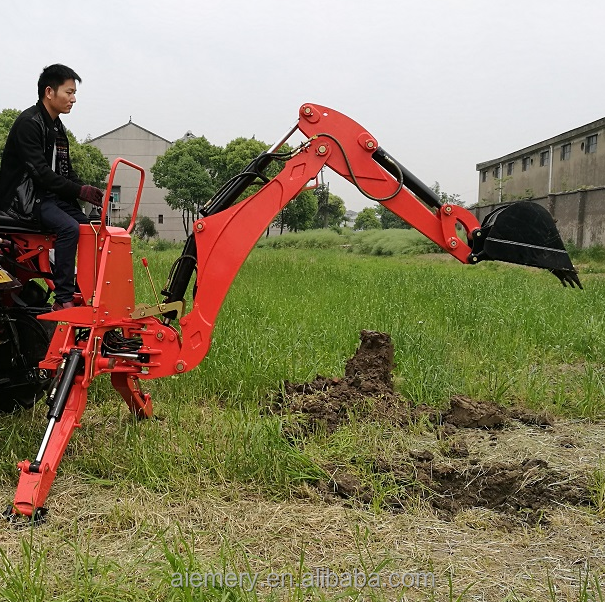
(0, 101), (82, 211)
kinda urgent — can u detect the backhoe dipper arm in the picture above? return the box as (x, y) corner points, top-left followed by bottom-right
(144, 104), (483, 379)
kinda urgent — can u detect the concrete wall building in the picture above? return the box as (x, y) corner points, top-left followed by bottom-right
(89, 122), (185, 241)
(477, 117), (605, 205)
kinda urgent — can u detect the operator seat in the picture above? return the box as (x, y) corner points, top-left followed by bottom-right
(0, 210), (48, 234)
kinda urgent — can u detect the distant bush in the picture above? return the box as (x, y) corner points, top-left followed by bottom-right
(256, 228), (443, 256)
(152, 239), (182, 252)
(566, 241), (605, 263)
(348, 228), (442, 256)
(256, 229), (344, 250)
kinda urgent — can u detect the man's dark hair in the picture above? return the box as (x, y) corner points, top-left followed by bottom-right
(37, 64), (81, 100)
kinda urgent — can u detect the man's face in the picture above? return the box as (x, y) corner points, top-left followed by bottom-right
(45, 78), (77, 117)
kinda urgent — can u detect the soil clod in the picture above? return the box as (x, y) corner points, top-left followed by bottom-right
(272, 330), (593, 524)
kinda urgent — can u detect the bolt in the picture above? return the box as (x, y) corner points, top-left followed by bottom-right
(444, 205), (453, 214)
(156, 331), (164, 341)
(175, 361), (185, 372)
(449, 240), (458, 248)
(317, 144), (327, 155)
(303, 106), (312, 115)
(366, 140), (375, 149)
(196, 222), (204, 231)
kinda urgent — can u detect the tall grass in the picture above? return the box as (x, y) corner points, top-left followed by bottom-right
(256, 228), (441, 256)
(1, 242), (604, 601)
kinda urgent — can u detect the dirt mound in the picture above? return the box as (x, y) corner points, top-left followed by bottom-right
(393, 456), (587, 522)
(274, 330), (410, 434)
(273, 330), (592, 524)
(274, 330), (550, 434)
(443, 395), (507, 428)
(321, 456), (589, 527)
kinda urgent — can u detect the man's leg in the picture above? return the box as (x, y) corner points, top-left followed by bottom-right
(38, 197), (89, 304)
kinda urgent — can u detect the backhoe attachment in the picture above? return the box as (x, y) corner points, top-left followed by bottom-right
(468, 202), (581, 288)
(2, 102), (581, 521)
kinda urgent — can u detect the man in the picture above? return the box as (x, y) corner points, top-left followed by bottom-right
(0, 64), (104, 310)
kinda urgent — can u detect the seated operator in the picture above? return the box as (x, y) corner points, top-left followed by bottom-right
(0, 64), (104, 310)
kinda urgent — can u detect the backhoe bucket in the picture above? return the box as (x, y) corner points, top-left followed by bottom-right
(470, 201), (582, 288)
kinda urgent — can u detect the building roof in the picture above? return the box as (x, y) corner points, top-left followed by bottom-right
(476, 116), (605, 170)
(88, 120), (173, 144)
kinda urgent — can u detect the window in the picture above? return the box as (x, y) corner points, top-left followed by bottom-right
(560, 143), (571, 161)
(481, 171), (487, 183)
(109, 186), (120, 207)
(506, 162), (514, 176)
(492, 165), (501, 179)
(539, 149), (550, 167)
(158, 214), (164, 224)
(522, 156), (531, 172)
(586, 134), (597, 154)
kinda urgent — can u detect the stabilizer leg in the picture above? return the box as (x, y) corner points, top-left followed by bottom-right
(8, 349), (86, 520)
(111, 372), (153, 419)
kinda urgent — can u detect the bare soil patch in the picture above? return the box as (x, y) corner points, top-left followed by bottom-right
(274, 330), (595, 527)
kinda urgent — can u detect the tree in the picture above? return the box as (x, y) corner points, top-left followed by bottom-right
(0, 109), (21, 158)
(69, 133), (111, 189)
(218, 136), (291, 206)
(314, 183), (331, 228)
(280, 189), (318, 233)
(376, 205), (410, 229)
(218, 137), (270, 184)
(135, 215), (157, 241)
(354, 206), (381, 230)
(313, 186), (346, 229)
(432, 181), (461, 206)
(151, 136), (221, 235)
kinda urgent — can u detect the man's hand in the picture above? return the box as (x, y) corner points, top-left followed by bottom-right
(79, 185), (104, 207)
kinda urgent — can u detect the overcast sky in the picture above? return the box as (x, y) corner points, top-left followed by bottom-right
(2, 0), (604, 211)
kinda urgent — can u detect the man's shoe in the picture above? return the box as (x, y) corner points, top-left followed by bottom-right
(52, 300), (76, 311)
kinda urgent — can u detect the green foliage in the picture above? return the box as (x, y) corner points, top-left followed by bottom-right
(280, 189), (318, 232)
(0, 108), (21, 158)
(257, 228), (344, 249)
(377, 204), (410, 229)
(152, 238), (182, 252)
(151, 136), (222, 234)
(566, 241), (605, 264)
(354, 206), (381, 230)
(313, 184), (346, 228)
(256, 227), (442, 256)
(69, 134), (111, 188)
(111, 213), (131, 229)
(432, 181), (461, 205)
(151, 135), (281, 236)
(135, 215), (158, 240)
(218, 136), (270, 184)
(349, 228), (442, 256)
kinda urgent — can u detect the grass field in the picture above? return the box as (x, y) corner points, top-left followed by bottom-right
(1, 230), (605, 601)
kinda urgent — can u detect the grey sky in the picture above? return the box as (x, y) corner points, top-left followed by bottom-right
(2, 1), (603, 211)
